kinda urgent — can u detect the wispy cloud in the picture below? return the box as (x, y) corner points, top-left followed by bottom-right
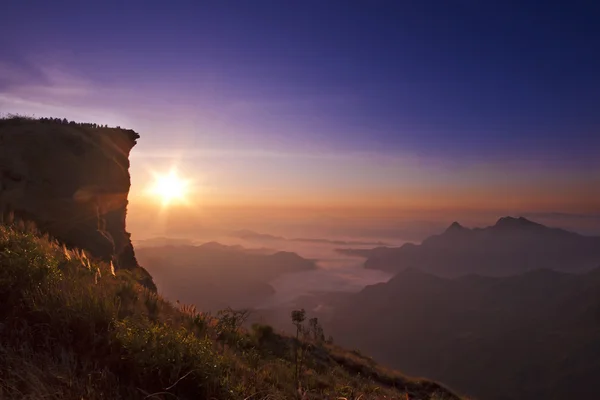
(130, 147), (406, 161)
(0, 54), (135, 125)
(0, 61), (36, 86)
(521, 212), (600, 220)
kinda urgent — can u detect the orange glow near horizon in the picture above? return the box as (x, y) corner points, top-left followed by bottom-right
(128, 155), (599, 217)
(129, 180), (599, 215)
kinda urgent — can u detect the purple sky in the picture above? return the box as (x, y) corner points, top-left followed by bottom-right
(1, 0), (599, 215)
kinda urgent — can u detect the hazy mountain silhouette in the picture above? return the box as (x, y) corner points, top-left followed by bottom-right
(133, 236), (196, 248)
(292, 237), (389, 246)
(230, 229), (390, 246)
(331, 266), (600, 400)
(136, 242), (316, 311)
(230, 229), (286, 241)
(339, 217), (600, 276)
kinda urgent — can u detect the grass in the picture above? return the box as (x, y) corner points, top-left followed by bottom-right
(0, 113), (125, 130)
(0, 220), (461, 400)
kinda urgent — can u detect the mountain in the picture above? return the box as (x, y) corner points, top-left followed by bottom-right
(134, 236), (196, 248)
(136, 242), (317, 311)
(230, 229), (390, 246)
(230, 229), (286, 241)
(330, 266), (600, 400)
(292, 237), (390, 246)
(349, 217), (600, 276)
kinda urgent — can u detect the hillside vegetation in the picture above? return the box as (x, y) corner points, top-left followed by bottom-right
(0, 219), (460, 400)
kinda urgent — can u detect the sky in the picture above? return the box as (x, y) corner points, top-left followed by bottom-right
(1, 0), (599, 230)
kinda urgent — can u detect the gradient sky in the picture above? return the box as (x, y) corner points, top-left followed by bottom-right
(1, 0), (599, 217)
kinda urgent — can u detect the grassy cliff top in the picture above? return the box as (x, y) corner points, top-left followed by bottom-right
(0, 215), (461, 400)
(0, 114), (139, 136)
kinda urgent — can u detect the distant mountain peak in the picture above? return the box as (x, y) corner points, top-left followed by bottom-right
(448, 221), (464, 230)
(444, 221), (468, 234)
(198, 241), (237, 251)
(494, 216), (541, 229)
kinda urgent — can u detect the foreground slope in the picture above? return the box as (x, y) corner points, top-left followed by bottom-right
(331, 267), (600, 400)
(0, 214), (460, 400)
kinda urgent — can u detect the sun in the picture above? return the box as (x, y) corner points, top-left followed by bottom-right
(148, 169), (190, 206)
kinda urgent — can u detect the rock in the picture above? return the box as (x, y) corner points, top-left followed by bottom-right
(0, 118), (154, 289)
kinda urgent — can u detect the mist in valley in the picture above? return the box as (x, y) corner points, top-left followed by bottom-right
(132, 212), (600, 338)
(134, 227), (397, 313)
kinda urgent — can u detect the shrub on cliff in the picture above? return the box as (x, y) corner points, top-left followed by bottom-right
(1, 114), (136, 132)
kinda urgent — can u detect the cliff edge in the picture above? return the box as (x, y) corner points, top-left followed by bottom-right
(0, 116), (154, 288)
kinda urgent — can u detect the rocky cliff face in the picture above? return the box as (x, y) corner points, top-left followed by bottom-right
(0, 117), (153, 287)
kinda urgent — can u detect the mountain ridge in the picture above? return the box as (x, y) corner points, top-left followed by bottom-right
(230, 228), (391, 246)
(346, 216), (600, 276)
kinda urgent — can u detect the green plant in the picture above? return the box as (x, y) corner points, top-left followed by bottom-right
(216, 307), (250, 350)
(290, 308), (306, 387)
(251, 323), (274, 344)
(308, 317), (325, 343)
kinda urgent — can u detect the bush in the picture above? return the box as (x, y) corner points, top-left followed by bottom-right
(251, 323), (274, 343)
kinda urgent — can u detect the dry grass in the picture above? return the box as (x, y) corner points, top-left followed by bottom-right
(0, 220), (463, 399)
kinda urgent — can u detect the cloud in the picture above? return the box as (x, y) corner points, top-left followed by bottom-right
(0, 55), (137, 127)
(0, 48), (50, 90)
(0, 61), (35, 86)
(1, 60), (81, 111)
(521, 212), (600, 220)
(130, 146), (426, 167)
(0, 93), (70, 113)
(1, 60), (90, 101)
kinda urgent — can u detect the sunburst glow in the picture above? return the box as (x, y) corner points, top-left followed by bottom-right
(148, 169), (190, 206)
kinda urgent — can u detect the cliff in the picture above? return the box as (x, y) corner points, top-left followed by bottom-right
(0, 116), (154, 288)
